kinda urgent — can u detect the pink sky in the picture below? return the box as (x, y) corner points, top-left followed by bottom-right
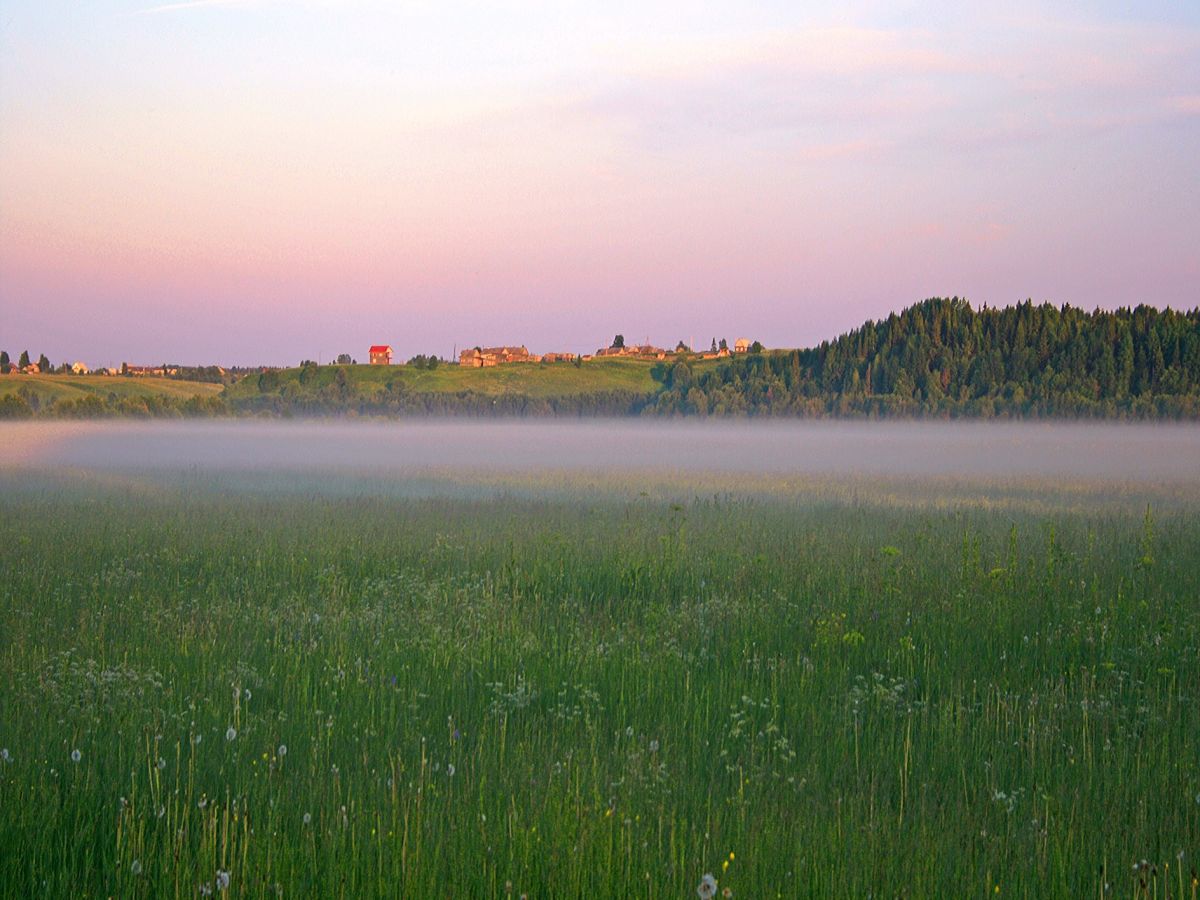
(2, 2), (1198, 366)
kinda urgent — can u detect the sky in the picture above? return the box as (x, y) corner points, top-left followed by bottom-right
(1, 1), (1198, 367)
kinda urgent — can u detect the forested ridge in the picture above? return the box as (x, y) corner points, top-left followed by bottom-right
(649, 298), (1200, 418)
(4, 298), (1200, 419)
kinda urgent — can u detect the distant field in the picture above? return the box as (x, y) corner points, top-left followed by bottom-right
(0, 374), (223, 403)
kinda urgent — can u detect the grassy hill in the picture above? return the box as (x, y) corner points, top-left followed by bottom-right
(222, 357), (677, 415)
(0, 374), (224, 417)
(225, 357), (659, 400)
(0, 374), (223, 403)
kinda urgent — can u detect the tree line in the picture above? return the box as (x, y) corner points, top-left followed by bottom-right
(647, 298), (1200, 418)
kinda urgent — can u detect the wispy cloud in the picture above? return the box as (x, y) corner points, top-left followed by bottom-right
(1165, 95), (1200, 115)
(137, 0), (265, 14)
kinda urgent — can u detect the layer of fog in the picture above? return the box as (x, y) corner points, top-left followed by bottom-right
(5, 420), (1199, 484)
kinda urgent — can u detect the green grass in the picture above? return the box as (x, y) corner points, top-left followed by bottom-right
(0, 374), (223, 403)
(223, 358), (668, 400)
(1, 470), (1197, 897)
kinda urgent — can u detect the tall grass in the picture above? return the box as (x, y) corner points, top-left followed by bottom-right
(1, 473), (1197, 897)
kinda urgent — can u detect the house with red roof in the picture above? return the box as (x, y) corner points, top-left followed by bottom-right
(369, 345), (393, 365)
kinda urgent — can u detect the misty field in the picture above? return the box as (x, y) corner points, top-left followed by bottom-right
(1, 459), (1199, 897)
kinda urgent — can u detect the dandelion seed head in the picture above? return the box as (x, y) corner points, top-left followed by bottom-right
(70, 749), (81, 763)
(447, 764), (456, 777)
(131, 860), (143, 876)
(157, 757), (167, 770)
(277, 744), (287, 757)
(225, 727), (237, 742)
(649, 739), (660, 753)
(303, 812), (312, 825)
(697, 873), (718, 899)
(0, 748), (9, 763)
(199, 883), (213, 896)
(216, 870), (230, 891)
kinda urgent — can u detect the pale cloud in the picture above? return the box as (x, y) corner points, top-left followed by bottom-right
(592, 26), (969, 90)
(1165, 95), (1200, 115)
(137, 0), (283, 13)
(567, 15), (1200, 161)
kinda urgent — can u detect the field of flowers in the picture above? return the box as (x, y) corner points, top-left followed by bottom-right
(1, 470), (1198, 897)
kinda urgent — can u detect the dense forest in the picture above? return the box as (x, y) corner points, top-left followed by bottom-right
(649, 298), (1200, 418)
(4, 299), (1199, 419)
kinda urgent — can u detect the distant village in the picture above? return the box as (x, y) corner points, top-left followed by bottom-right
(453, 336), (756, 368)
(0, 335), (763, 379)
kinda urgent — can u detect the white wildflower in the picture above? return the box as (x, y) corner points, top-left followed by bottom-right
(277, 744), (287, 758)
(303, 812), (312, 825)
(447, 764), (456, 777)
(243, 689), (252, 701)
(71, 749), (82, 763)
(199, 882), (213, 896)
(0, 748), (10, 763)
(697, 873), (718, 899)
(131, 860), (143, 876)
(225, 727), (237, 742)
(192, 734), (202, 746)
(216, 870), (230, 891)
(157, 757), (167, 770)
(649, 740), (660, 753)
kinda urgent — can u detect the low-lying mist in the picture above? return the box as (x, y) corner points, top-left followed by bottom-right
(5, 420), (1199, 484)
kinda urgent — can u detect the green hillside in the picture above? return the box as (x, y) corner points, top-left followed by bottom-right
(222, 357), (668, 415)
(0, 374), (224, 418)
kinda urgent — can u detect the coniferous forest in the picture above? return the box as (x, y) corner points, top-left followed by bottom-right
(649, 298), (1200, 418)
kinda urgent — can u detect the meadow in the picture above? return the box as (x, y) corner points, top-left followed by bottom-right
(1, 424), (1199, 897)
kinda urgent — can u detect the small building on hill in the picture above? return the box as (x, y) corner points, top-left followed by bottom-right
(369, 345), (393, 365)
(593, 344), (666, 360)
(733, 338), (751, 353)
(459, 345), (536, 367)
(71, 361), (90, 375)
